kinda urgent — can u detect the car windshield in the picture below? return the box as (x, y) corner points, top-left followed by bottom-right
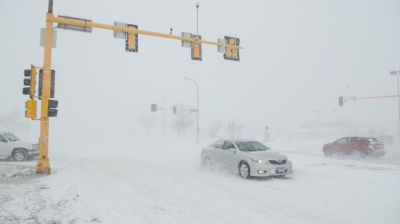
(235, 141), (269, 152)
(3, 132), (20, 141)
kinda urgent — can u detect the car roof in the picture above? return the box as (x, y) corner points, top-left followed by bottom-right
(340, 137), (376, 139)
(217, 139), (259, 142)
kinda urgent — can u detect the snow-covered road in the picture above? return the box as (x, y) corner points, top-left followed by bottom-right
(1, 138), (399, 224)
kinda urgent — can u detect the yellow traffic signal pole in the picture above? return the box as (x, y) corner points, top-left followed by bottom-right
(36, 2), (55, 174)
(35, 0), (240, 174)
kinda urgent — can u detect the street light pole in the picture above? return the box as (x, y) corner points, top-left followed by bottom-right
(196, 2), (200, 36)
(390, 70), (400, 143)
(185, 77), (200, 144)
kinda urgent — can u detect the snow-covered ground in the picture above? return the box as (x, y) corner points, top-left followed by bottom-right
(1, 136), (399, 224)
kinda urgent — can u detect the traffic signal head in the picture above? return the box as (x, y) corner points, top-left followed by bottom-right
(173, 106), (177, 115)
(24, 69), (31, 77)
(126, 24), (138, 52)
(38, 69), (55, 99)
(223, 36), (240, 61)
(339, 96), (344, 106)
(191, 35), (202, 61)
(25, 99), (37, 119)
(47, 99), (58, 117)
(23, 66), (37, 98)
(181, 32), (202, 61)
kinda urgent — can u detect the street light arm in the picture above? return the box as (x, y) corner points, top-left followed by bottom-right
(184, 77), (199, 89)
(184, 77), (200, 144)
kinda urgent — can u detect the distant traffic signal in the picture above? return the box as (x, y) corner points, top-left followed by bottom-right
(339, 96), (344, 106)
(173, 106), (177, 115)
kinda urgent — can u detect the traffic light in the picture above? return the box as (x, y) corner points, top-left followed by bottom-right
(339, 96), (344, 106)
(126, 24), (138, 52)
(23, 70), (31, 95)
(191, 35), (202, 61)
(47, 99), (58, 117)
(223, 36), (240, 61)
(181, 32), (202, 61)
(23, 65), (37, 99)
(173, 106), (177, 115)
(151, 104), (157, 112)
(38, 69), (55, 99)
(25, 99), (37, 119)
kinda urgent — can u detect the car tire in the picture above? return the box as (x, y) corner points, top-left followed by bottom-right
(12, 149), (28, 161)
(239, 162), (250, 179)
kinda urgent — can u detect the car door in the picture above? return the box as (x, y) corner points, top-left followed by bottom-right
(220, 140), (239, 169)
(345, 137), (359, 155)
(209, 140), (225, 165)
(334, 137), (349, 154)
(0, 134), (10, 157)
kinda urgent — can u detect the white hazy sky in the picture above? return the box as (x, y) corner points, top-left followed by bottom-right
(1, 0), (400, 136)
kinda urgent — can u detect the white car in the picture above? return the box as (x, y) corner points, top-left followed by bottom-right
(0, 132), (39, 161)
(201, 139), (293, 178)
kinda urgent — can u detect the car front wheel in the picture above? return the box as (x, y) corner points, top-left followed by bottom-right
(12, 149), (27, 161)
(239, 162), (250, 178)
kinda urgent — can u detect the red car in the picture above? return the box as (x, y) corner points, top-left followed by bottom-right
(323, 137), (385, 157)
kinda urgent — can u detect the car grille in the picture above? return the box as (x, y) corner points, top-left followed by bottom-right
(269, 159), (286, 165)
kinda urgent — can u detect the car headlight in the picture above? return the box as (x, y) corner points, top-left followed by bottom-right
(251, 157), (263, 163)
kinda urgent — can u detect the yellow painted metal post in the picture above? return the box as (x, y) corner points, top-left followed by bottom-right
(36, 12), (54, 174)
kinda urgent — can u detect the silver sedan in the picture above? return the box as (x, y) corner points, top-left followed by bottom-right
(201, 139), (293, 178)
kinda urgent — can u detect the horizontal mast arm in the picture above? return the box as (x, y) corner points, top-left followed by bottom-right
(355, 95), (400, 100)
(50, 15), (240, 49)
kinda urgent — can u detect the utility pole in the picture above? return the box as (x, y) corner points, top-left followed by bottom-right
(390, 70), (400, 143)
(30, 0), (241, 174)
(184, 77), (200, 144)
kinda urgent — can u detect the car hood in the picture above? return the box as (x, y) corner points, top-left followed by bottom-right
(246, 150), (287, 161)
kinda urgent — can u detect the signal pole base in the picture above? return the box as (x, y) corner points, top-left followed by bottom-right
(36, 158), (51, 174)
